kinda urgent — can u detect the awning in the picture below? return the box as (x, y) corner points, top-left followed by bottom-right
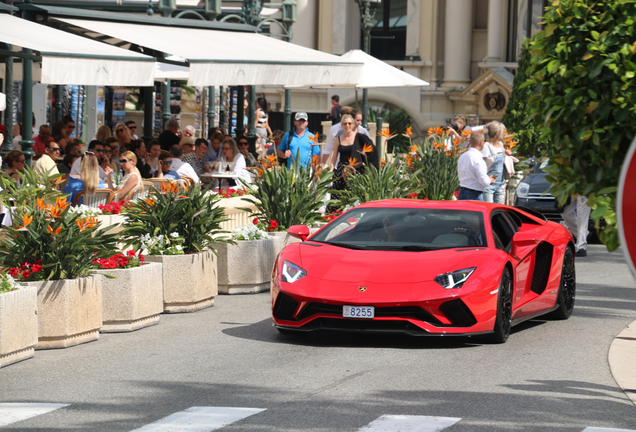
(57, 18), (364, 87)
(0, 14), (155, 86)
(155, 56), (189, 81)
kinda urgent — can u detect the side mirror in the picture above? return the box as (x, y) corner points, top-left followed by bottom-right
(288, 225), (310, 241)
(511, 230), (540, 260)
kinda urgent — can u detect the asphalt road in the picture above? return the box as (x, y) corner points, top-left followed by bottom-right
(1, 244), (636, 432)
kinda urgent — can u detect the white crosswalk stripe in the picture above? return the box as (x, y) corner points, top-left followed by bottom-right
(357, 415), (462, 432)
(128, 406), (266, 432)
(0, 403), (69, 427)
(582, 428), (636, 432)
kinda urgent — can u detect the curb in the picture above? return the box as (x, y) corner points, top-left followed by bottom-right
(608, 319), (636, 407)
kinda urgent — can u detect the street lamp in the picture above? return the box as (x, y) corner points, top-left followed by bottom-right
(355, 0), (380, 128)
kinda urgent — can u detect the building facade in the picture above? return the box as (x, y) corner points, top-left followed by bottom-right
(259, 0), (547, 134)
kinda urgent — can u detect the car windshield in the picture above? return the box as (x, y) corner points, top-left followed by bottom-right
(310, 207), (487, 251)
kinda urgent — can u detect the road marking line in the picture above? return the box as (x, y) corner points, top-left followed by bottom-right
(357, 415), (462, 432)
(129, 406), (266, 432)
(0, 403), (70, 427)
(583, 428), (636, 432)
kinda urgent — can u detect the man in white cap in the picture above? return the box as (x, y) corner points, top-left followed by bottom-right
(277, 112), (321, 168)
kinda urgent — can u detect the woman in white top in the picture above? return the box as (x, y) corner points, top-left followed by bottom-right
(254, 97), (272, 153)
(216, 137), (251, 187)
(481, 121), (512, 204)
(115, 150), (143, 201)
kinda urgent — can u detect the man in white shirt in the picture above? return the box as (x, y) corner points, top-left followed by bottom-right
(457, 131), (496, 201)
(71, 140), (106, 179)
(170, 145), (199, 183)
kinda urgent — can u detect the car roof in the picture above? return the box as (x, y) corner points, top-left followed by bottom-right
(357, 199), (500, 212)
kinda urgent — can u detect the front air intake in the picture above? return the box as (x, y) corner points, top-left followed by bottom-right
(273, 292), (299, 321)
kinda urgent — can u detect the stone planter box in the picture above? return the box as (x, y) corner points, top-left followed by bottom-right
(217, 196), (258, 232)
(270, 227), (321, 259)
(145, 250), (217, 313)
(0, 286), (38, 368)
(23, 275), (102, 350)
(214, 238), (276, 295)
(92, 262), (163, 332)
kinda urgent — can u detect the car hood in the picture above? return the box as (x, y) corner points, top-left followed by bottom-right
(524, 172), (553, 195)
(297, 243), (485, 284)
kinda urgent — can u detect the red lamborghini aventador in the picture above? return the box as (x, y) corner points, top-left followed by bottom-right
(271, 199), (576, 343)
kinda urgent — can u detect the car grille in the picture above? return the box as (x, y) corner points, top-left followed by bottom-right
(438, 299), (478, 327)
(273, 293), (299, 321)
(301, 318), (430, 335)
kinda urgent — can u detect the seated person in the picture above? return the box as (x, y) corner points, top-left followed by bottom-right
(4, 150), (26, 183)
(62, 151), (112, 206)
(156, 150), (182, 181)
(58, 153), (78, 175)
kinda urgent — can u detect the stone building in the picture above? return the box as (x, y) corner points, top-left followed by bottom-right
(259, 0), (547, 133)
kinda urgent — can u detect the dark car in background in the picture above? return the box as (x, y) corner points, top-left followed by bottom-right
(514, 158), (564, 222)
(514, 158), (601, 241)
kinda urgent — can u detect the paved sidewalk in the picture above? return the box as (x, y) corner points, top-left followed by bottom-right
(609, 319), (636, 406)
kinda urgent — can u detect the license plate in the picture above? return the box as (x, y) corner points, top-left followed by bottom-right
(343, 305), (375, 319)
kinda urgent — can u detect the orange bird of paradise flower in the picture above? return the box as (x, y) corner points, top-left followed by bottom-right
(461, 129), (472, 137)
(144, 198), (156, 207)
(47, 225), (62, 235)
(377, 128), (397, 140)
(347, 157), (360, 167)
(362, 143), (374, 153)
(266, 154), (278, 165)
(76, 216), (98, 232)
(19, 213), (33, 229)
(309, 132), (320, 143)
(403, 126), (413, 138)
(410, 145), (418, 154)
(36, 197), (46, 210)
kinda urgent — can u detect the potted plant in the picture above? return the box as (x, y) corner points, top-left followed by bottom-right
(91, 250), (163, 332)
(215, 187), (258, 231)
(0, 194), (118, 349)
(0, 273), (38, 368)
(239, 156), (332, 256)
(121, 181), (231, 313)
(214, 224), (275, 295)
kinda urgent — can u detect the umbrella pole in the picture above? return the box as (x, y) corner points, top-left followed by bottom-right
(355, 88), (359, 109)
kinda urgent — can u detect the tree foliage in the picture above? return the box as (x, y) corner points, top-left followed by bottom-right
(526, 0), (636, 251)
(501, 42), (540, 157)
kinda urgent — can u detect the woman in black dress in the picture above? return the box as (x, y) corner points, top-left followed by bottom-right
(326, 114), (378, 213)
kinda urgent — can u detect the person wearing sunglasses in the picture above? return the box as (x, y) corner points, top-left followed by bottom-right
(3, 150), (26, 184)
(156, 150), (182, 182)
(179, 137), (195, 155)
(58, 116), (81, 155)
(62, 151), (112, 206)
(114, 122), (133, 151)
(114, 151), (144, 201)
(277, 112), (321, 169)
(126, 121), (139, 140)
(236, 136), (257, 168)
(33, 141), (61, 177)
(215, 137), (251, 188)
(70, 140), (108, 180)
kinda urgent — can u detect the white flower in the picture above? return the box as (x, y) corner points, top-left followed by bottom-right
(175, 245), (183, 251)
(170, 232), (179, 238)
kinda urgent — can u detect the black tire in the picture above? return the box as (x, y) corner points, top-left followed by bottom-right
(485, 267), (513, 344)
(545, 246), (576, 320)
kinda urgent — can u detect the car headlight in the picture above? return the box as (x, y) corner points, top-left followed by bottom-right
(435, 267), (476, 289)
(516, 182), (530, 198)
(282, 260), (307, 283)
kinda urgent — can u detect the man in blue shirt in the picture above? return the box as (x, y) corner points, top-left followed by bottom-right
(277, 112), (320, 168)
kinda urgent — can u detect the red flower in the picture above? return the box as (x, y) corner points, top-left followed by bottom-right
(20, 262), (30, 270)
(34, 260), (42, 265)
(453, 191), (459, 199)
(407, 193), (418, 199)
(253, 218), (259, 225)
(31, 264), (43, 273)
(268, 220), (279, 231)
(139, 254), (145, 264)
(21, 270), (31, 279)
(126, 250), (137, 257)
(8, 267), (19, 278)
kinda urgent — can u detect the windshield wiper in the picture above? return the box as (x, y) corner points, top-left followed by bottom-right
(400, 245), (436, 251)
(326, 242), (367, 250)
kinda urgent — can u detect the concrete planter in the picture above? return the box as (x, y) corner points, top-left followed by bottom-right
(269, 231), (301, 259)
(0, 286), (38, 368)
(217, 196), (257, 232)
(23, 275), (102, 350)
(145, 250), (217, 313)
(214, 238), (276, 295)
(92, 262), (163, 332)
